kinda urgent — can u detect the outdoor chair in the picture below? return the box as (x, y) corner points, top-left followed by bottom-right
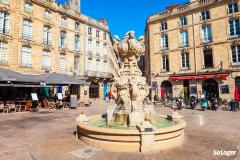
(6, 101), (16, 113)
(0, 101), (5, 113)
(84, 99), (92, 107)
(43, 99), (56, 109)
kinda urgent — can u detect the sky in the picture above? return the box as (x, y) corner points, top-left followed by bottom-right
(57, 0), (189, 38)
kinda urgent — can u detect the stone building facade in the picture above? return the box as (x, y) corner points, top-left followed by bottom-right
(145, 0), (240, 101)
(0, 0), (118, 100)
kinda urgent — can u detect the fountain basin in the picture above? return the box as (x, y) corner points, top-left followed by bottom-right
(77, 114), (186, 152)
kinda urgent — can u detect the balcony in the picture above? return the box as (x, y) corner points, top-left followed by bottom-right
(0, 60), (7, 65)
(23, 35), (32, 41)
(43, 40), (52, 46)
(160, 46), (168, 51)
(229, 34), (240, 39)
(24, 8), (33, 14)
(0, 29), (9, 35)
(44, 15), (52, 21)
(0, 0), (10, 6)
(180, 43), (189, 48)
(202, 38), (212, 44)
(85, 70), (95, 77)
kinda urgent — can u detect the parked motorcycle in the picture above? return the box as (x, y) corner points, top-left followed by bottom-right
(189, 96), (197, 109)
(176, 97), (183, 110)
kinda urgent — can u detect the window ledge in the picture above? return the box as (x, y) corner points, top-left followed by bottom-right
(231, 63), (240, 67)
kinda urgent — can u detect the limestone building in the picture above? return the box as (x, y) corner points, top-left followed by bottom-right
(0, 0), (118, 100)
(145, 0), (240, 101)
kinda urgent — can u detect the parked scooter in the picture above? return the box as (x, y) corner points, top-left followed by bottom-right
(189, 96), (197, 109)
(200, 97), (208, 111)
(211, 97), (219, 111)
(176, 97), (183, 110)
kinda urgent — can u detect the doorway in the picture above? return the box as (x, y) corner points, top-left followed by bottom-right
(183, 80), (190, 100)
(89, 82), (99, 98)
(202, 79), (219, 99)
(161, 81), (173, 99)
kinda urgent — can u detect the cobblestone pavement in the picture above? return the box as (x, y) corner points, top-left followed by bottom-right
(0, 101), (239, 160)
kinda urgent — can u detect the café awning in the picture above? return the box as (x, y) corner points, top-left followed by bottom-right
(0, 68), (88, 85)
(36, 73), (88, 85)
(171, 73), (229, 81)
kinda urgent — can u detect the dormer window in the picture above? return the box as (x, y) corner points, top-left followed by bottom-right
(24, 2), (33, 13)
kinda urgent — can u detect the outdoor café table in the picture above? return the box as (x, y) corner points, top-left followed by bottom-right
(15, 100), (28, 112)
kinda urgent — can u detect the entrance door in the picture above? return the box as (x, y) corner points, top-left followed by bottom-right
(202, 79), (219, 99)
(161, 81), (173, 99)
(89, 82), (99, 98)
(235, 77), (240, 99)
(183, 80), (190, 99)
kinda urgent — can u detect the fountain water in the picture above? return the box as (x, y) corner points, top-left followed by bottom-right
(76, 31), (186, 152)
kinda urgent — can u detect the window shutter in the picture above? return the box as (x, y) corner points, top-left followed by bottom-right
(0, 13), (4, 33)
(29, 21), (32, 39)
(0, 42), (7, 63)
(5, 14), (9, 34)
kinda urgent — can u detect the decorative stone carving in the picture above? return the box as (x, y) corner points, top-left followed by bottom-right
(111, 31), (154, 127)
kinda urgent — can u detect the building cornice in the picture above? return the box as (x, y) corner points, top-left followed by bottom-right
(31, 0), (109, 32)
(147, 0), (230, 25)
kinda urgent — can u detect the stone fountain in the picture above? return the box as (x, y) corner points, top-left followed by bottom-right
(76, 31), (186, 152)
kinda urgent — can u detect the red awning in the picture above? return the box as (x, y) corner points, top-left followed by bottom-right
(171, 73), (229, 81)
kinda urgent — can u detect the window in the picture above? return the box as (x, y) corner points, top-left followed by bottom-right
(24, 2), (33, 13)
(161, 22), (167, 31)
(74, 35), (80, 51)
(96, 41), (100, 54)
(202, 25), (212, 43)
(162, 55), (169, 71)
(88, 27), (92, 35)
(61, 17), (67, 26)
(160, 34), (168, 50)
(74, 56), (79, 70)
(203, 49), (213, 68)
(75, 22), (80, 30)
(229, 19), (240, 38)
(103, 44), (107, 55)
(60, 31), (66, 48)
(42, 50), (50, 69)
(0, 41), (7, 64)
(103, 61), (108, 73)
(21, 46), (31, 67)
(228, 2), (239, 14)
(59, 54), (66, 73)
(103, 33), (107, 40)
(87, 39), (92, 52)
(0, 12), (9, 35)
(180, 30), (188, 47)
(96, 30), (100, 38)
(96, 60), (100, 73)
(181, 52), (189, 69)
(231, 45), (240, 64)
(220, 85), (229, 94)
(43, 26), (51, 45)
(87, 59), (93, 71)
(201, 10), (210, 21)
(22, 19), (32, 40)
(179, 16), (187, 26)
(44, 10), (51, 20)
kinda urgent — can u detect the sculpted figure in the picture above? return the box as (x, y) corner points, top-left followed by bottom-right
(111, 31), (154, 126)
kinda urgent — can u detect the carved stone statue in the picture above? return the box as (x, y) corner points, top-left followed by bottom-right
(110, 31), (154, 127)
